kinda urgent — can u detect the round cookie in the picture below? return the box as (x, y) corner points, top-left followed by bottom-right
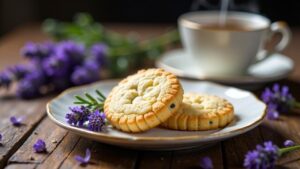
(161, 93), (234, 131)
(104, 68), (184, 132)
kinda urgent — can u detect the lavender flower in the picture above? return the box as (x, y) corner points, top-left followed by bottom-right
(244, 140), (300, 169)
(22, 42), (54, 59)
(0, 71), (12, 88)
(88, 110), (105, 132)
(261, 84), (294, 113)
(284, 140), (295, 147)
(66, 106), (91, 127)
(199, 156), (213, 169)
(244, 141), (280, 169)
(7, 64), (29, 80)
(75, 148), (91, 166)
(56, 41), (85, 65)
(23, 70), (46, 86)
(10, 116), (23, 126)
(71, 65), (100, 85)
(16, 79), (40, 99)
(16, 71), (46, 99)
(266, 103), (279, 120)
(0, 40), (106, 100)
(90, 43), (107, 66)
(33, 139), (47, 153)
(84, 59), (101, 71)
(43, 54), (70, 77)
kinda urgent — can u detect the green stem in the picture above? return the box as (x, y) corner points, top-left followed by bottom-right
(279, 145), (300, 156)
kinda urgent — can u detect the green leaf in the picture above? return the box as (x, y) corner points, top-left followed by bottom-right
(73, 90), (106, 111)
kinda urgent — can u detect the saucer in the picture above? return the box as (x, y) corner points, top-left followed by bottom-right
(156, 49), (294, 85)
(47, 79), (266, 150)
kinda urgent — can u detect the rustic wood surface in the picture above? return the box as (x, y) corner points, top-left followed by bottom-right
(0, 24), (299, 169)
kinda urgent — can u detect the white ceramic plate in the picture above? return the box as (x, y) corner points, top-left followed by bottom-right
(47, 79), (266, 150)
(156, 49), (294, 85)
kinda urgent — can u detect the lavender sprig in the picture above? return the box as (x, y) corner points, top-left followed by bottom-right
(0, 40), (106, 99)
(261, 84), (300, 120)
(73, 90), (106, 111)
(244, 140), (300, 169)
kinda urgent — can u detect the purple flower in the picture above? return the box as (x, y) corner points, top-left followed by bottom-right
(75, 148), (91, 166)
(16, 71), (45, 99)
(261, 84), (294, 113)
(23, 70), (46, 86)
(33, 139), (47, 153)
(66, 106), (91, 127)
(84, 59), (101, 71)
(0, 71), (12, 88)
(7, 64), (29, 80)
(16, 79), (40, 99)
(71, 65), (100, 85)
(90, 43), (107, 66)
(21, 41), (55, 59)
(244, 141), (279, 169)
(10, 116), (23, 126)
(87, 110), (105, 132)
(266, 103), (279, 120)
(199, 156), (213, 169)
(284, 140), (295, 147)
(42, 54), (70, 77)
(56, 41), (85, 66)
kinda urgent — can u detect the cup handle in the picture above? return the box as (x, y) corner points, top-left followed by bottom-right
(256, 21), (292, 62)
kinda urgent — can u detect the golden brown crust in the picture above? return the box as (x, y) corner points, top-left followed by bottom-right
(161, 93), (234, 131)
(104, 68), (183, 132)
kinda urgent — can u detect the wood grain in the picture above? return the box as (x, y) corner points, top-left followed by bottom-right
(4, 164), (36, 169)
(0, 97), (50, 168)
(222, 128), (264, 168)
(137, 151), (172, 169)
(171, 144), (223, 169)
(59, 139), (138, 169)
(35, 132), (80, 169)
(8, 118), (68, 164)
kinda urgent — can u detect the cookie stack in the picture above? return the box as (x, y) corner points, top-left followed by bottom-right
(104, 68), (234, 133)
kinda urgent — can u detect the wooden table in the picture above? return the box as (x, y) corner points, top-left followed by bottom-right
(0, 24), (300, 169)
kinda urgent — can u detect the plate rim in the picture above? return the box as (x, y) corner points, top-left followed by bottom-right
(46, 79), (267, 142)
(156, 49), (294, 84)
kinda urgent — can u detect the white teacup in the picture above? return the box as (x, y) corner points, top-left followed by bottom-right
(179, 11), (291, 76)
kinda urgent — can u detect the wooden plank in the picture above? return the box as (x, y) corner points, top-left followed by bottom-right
(137, 151), (172, 169)
(8, 118), (68, 164)
(59, 139), (138, 169)
(0, 97), (50, 168)
(4, 164), (36, 169)
(35, 133), (80, 169)
(222, 128), (264, 168)
(171, 144), (223, 169)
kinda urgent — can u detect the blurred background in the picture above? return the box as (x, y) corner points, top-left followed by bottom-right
(1, 0), (300, 35)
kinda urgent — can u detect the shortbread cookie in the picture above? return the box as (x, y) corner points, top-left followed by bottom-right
(161, 93), (234, 131)
(104, 68), (184, 132)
